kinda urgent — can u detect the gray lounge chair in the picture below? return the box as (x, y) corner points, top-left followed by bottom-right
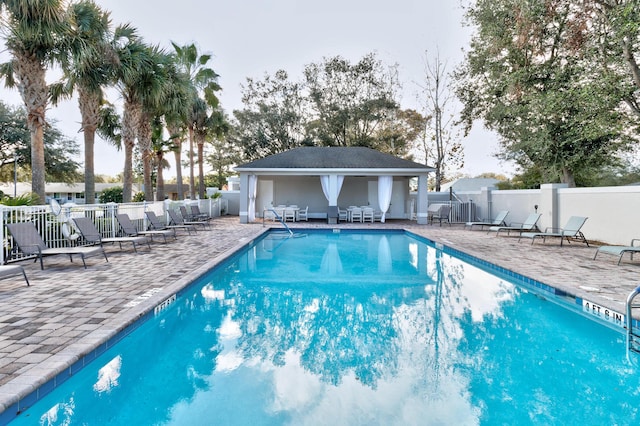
(465, 210), (509, 230)
(519, 216), (589, 246)
(594, 239), (640, 265)
(146, 211), (195, 235)
(73, 217), (151, 253)
(6, 222), (108, 270)
(169, 209), (210, 230)
(488, 213), (541, 236)
(116, 213), (177, 243)
(189, 205), (212, 222)
(0, 264), (30, 286)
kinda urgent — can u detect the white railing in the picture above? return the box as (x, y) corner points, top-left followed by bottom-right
(0, 199), (220, 265)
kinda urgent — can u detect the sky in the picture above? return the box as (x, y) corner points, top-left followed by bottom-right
(0, 0), (514, 179)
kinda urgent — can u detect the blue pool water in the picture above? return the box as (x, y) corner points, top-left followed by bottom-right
(9, 230), (640, 425)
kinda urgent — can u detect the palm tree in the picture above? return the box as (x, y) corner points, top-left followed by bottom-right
(0, 0), (72, 203)
(60, 0), (116, 204)
(112, 31), (155, 202)
(150, 116), (175, 201)
(171, 42), (221, 199)
(193, 108), (228, 198)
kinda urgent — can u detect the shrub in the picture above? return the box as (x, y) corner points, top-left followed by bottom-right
(99, 187), (123, 203)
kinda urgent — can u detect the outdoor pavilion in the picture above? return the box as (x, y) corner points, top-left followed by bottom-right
(235, 147), (434, 224)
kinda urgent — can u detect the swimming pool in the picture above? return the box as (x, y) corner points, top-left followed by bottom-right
(8, 229), (640, 424)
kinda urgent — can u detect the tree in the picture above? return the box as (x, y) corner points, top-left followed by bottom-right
(304, 53), (400, 149)
(232, 70), (310, 161)
(0, 102), (81, 183)
(417, 50), (464, 191)
(149, 117), (171, 201)
(171, 42), (221, 199)
(112, 31), (155, 202)
(231, 53), (416, 161)
(58, 0), (117, 204)
(0, 0), (73, 202)
(456, 0), (635, 187)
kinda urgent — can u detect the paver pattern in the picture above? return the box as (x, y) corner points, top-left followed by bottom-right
(1, 216), (638, 416)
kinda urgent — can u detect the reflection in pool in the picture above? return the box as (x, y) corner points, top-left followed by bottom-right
(11, 230), (640, 425)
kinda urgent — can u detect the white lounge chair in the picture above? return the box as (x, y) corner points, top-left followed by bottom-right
(594, 239), (640, 265)
(488, 213), (541, 236)
(466, 210), (509, 230)
(519, 216), (589, 246)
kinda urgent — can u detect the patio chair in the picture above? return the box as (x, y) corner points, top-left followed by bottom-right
(428, 204), (451, 226)
(6, 222), (108, 270)
(73, 217), (151, 253)
(0, 264), (30, 286)
(297, 206), (309, 221)
(593, 239), (640, 265)
(338, 208), (348, 222)
(168, 209), (210, 230)
(362, 207), (374, 223)
(519, 216), (589, 246)
(488, 213), (541, 236)
(465, 210), (509, 230)
(116, 213), (177, 243)
(146, 211), (195, 235)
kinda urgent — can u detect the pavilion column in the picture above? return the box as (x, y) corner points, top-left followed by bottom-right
(416, 173), (429, 225)
(239, 173), (249, 224)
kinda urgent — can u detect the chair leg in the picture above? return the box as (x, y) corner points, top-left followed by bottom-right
(21, 268), (29, 286)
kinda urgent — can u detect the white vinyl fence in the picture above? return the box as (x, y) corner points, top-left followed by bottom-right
(0, 199), (223, 265)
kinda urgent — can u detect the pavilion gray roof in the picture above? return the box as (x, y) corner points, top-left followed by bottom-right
(236, 147), (433, 170)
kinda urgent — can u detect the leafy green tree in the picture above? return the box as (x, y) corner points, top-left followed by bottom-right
(231, 53), (416, 161)
(304, 53), (399, 149)
(0, 0), (73, 202)
(0, 102), (81, 183)
(232, 70), (310, 161)
(456, 0), (636, 187)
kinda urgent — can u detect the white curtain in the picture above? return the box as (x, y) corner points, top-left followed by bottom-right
(248, 175), (257, 222)
(320, 175), (344, 204)
(377, 176), (393, 222)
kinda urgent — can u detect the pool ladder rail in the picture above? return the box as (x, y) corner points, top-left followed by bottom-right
(626, 285), (640, 354)
(265, 208), (293, 236)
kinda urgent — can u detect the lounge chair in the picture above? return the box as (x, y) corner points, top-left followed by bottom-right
(519, 216), (589, 246)
(169, 209), (210, 230)
(488, 213), (541, 236)
(594, 239), (640, 265)
(6, 222), (108, 270)
(146, 211), (195, 235)
(73, 217), (151, 253)
(0, 264), (30, 286)
(180, 205), (210, 224)
(465, 210), (509, 230)
(116, 213), (177, 243)
(189, 205), (212, 222)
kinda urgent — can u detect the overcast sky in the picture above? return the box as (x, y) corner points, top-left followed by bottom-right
(0, 0), (514, 179)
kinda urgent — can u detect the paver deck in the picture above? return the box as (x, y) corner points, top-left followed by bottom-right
(1, 216), (638, 420)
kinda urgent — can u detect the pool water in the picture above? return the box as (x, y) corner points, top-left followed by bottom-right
(10, 230), (640, 425)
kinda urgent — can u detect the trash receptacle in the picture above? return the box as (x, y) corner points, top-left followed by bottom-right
(327, 206), (339, 224)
